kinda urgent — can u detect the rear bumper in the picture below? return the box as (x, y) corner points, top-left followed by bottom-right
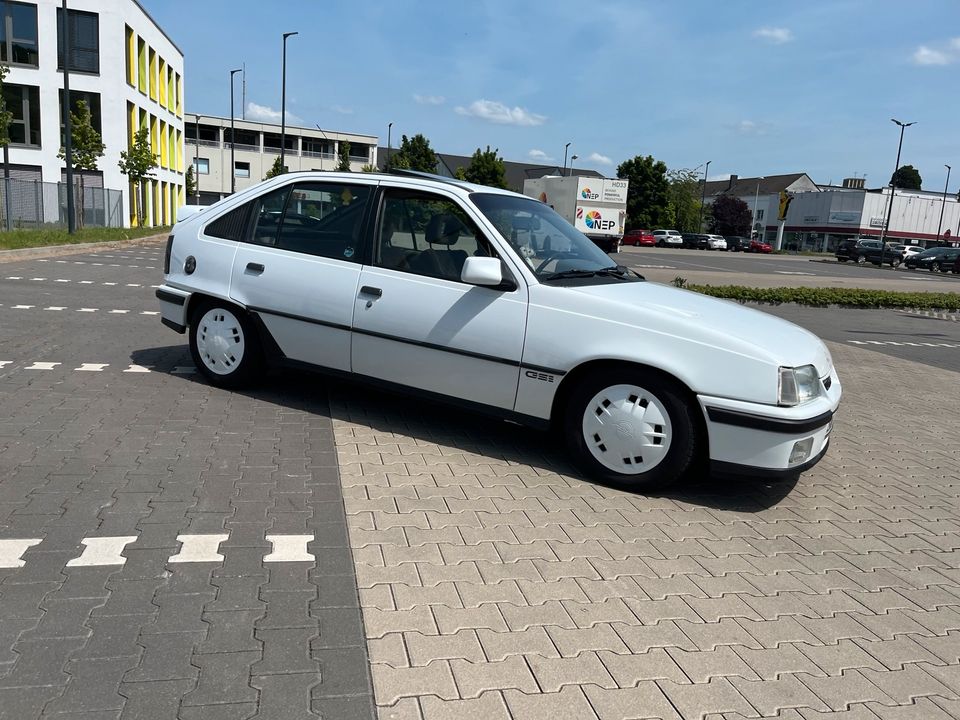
(156, 285), (190, 334)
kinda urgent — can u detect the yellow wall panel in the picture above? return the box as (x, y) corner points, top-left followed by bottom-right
(148, 48), (157, 101)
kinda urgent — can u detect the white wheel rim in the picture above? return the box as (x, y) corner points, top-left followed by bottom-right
(581, 384), (672, 475)
(196, 307), (245, 375)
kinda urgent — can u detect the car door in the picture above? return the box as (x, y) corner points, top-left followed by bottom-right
(229, 179), (374, 372)
(350, 187), (527, 410)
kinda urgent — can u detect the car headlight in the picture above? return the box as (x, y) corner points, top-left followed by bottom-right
(778, 365), (823, 406)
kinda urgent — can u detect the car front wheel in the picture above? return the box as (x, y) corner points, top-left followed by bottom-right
(189, 300), (262, 389)
(931, 262), (941, 273)
(562, 368), (700, 491)
(891, 258), (902, 268)
(855, 256), (866, 264)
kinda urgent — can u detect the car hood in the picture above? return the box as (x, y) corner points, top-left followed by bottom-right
(553, 280), (832, 372)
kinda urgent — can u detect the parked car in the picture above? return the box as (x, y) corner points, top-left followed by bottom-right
(623, 229), (655, 247)
(703, 234), (727, 251)
(901, 245), (924, 261)
(863, 244), (906, 268)
(914, 247), (960, 272)
(747, 238), (773, 253)
(904, 247), (947, 270)
(652, 229), (683, 248)
(725, 236), (750, 252)
(157, 170), (840, 490)
(681, 233), (702, 249)
(835, 239), (881, 264)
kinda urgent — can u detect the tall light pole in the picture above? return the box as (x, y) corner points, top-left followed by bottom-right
(279, 31), (298, 174)
(193, 113), (201, 205)
(62, 0), (75, 232)
(386, 122), (392, 170)
(698, 160), (711, 231)
(229, 68), (241, 194)
(562, 142), (571, 176)
(753, 176), (765, 238)
(569, 154), (578, 176)
(879, 118), (915, 266)
(936, 164), (951, 245)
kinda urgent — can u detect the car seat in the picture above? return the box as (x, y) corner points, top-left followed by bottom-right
(408, 214), (468, 280)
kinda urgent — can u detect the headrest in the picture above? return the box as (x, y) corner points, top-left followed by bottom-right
(426, 214), (462, 245)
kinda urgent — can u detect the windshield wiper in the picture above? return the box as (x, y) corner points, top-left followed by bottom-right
(542, 265), (640, 282)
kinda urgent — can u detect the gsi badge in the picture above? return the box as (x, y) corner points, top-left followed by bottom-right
(525, 370), (555, 383)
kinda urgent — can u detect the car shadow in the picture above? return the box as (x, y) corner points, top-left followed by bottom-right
(134, 347), (799, 512)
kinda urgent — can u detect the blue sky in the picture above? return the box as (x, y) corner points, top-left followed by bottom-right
(146, 0), (959, 192)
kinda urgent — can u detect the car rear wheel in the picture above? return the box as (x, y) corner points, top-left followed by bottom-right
(891, 258), (902, 268)
(562, 368), (699, 491)
(189, 300), (263, 389)
(931, 262), (941, 273)
(855, 256), (866, 265)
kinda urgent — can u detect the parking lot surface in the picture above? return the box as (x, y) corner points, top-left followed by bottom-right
(1, 240), (959, 719)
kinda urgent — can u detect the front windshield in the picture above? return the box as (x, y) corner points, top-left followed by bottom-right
(471, 192), (618, 279)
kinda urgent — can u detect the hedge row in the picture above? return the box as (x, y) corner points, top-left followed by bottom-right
(686, 284), (960, 311)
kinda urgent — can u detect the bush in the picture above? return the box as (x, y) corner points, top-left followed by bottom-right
(686, 284), (960, 311)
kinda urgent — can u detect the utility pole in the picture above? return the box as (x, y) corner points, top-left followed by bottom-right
(62, 0), (75, 233)
(879, 118), (915, 267)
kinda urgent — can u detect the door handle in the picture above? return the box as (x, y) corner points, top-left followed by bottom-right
(246, 262), (265, 273)
(360, 286), (382, 298)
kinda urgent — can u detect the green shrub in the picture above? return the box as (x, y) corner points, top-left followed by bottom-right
(686, 284), (960, 311)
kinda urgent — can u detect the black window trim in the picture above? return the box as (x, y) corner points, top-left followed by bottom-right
(0, 0), (39, 68)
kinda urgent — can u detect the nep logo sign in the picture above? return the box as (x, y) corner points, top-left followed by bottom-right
(580, 187), (599, 200)
(576, 207), (616, 231)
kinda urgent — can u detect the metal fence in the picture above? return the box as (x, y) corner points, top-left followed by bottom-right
(0, 178), (124, 230)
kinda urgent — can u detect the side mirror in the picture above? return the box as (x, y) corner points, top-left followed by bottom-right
(461, 256), (503, 286)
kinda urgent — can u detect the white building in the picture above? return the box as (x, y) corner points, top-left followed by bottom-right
(185, 114), (377, 204)
(3, 0), (184, 227)
(701, 173), (819, 241)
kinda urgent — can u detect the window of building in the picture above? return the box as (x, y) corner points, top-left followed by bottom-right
(2, 83), (40, 146)
(193, 158), (209, 175)
(137, 37), (146, 92)
(148, 47), (156, 100)
(125, 25), (134, 85)
(58, 90), (102, 147)
(756, 209), (765, 221)
(234, 161), (250, 178)
(57, 7), (99, 74)
(0, 1), (38, 66)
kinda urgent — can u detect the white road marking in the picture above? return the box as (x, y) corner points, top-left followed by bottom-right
(126, 283), (142, 287)
(0, 539), (42, 568)
(55, 279), (71, 283)
(141, 311), (160, 315)
(172, 366), (196, 374)
(76, 363), (109, 371)
(263, 535), (315, 563)
(168, 534), (228, 563)
(56, 260), (67, 263)
(774, 271), (816, 276)
(633, 264), (676, 269)
(66, 536), (138, 567)
(25, 362), (60, 370)
(849, 339), (959, 348)
(79, 280), (93, 284)
(109, 310), (129, 314)
(30, 277), (46, 281)
(6, 276), (22, 279)
(0, 361), (12, 368)
(12, 305), (35, 309)
(103, 282), (117, 286)
(123, 364), (152, 373)
(77, 308), (98, 313)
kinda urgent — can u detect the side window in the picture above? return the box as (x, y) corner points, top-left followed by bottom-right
(375, 191), (493, 282)
(274, 182), (370, 261)
(204, 202), (251, 241)
(251, 186), (290, 246)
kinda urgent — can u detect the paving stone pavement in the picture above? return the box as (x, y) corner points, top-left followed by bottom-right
(329, 341), (960, 720)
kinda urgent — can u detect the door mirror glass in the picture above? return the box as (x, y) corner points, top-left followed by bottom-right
(460, 256), (503, 286)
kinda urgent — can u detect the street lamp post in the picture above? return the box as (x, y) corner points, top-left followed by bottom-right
(386, 122), (392, 170)
(753, 177), (765, 238)
(62, 0), (75, 233)
(936, 164), (951, 244)
(562, 142), (571, 176)
(279, 31), (298, 174)
(569, 154), (578, 176)
(698, 160), (711, 231)
(229, 68), (241, 194)
(193, 113), (201, 205)
(879, 118), (915, 266)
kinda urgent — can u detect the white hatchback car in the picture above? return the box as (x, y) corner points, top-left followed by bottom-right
(652, 229), (683, 247)
(704, 234), (728, 251)
(157, 171), (841, 490)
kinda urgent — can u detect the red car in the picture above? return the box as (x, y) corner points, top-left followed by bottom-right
(623, 229), (655, 246)
(748, 238), (773, 253)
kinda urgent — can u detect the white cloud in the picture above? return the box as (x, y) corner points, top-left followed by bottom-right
(528, 149), (554, 162)
(414, 94), (446, 105)
(912, 45), (951, 65)
(246, 101), (302, 125)
(454, 99), (546, 127)
(753, 27), (793, 44)
(735, 119), (771, 135)
(587, 152), (613, 166)
(331, 105), (354, 115)
(953, 37), (960, 50)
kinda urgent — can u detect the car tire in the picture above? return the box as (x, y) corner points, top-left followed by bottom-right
(855, 256), (866, 265)
(891, 258), (902, 268)
(562, 367), (700, 491)
(931, 262), (941, 273)
(189, 300), (263, 389)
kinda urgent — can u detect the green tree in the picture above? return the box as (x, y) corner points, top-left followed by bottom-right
(616, 155), (670, 230)
(708, 194), (752, 236)
(336, 141), (351, 171)
(461, 145), (507, 188)
(264, 155), (284, 179)
(185, 164), (196, 197)
(58, 100), (105, 229)
(390, 133), (437, 173)
(666, 168), (703, 232)
(118, 126), (157, 227)
(360, 163), (377, 173)
(891, 164), (922, 190)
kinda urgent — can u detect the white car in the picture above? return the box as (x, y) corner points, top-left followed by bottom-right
(157, 171), (841, 490)
(704, 234), (728, 251)
(900, 245), (924, 260)
(652, 229), (683, 247)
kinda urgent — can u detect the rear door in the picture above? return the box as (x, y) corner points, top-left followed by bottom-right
(228, 179), (375, 371)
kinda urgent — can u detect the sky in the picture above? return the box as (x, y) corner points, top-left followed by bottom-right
(145, 0), (960, 193)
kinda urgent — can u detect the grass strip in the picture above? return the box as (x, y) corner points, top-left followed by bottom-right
(0, 226), (171, 251)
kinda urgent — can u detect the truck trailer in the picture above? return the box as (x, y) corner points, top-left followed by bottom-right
(523, 176), (629, 254)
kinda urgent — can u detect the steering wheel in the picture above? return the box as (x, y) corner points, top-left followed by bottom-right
(535, 251), (579, 273)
